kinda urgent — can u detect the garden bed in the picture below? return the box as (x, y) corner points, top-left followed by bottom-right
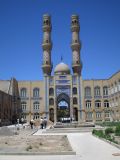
(92, 124), (120, 148)
(0, 130), (73, 154)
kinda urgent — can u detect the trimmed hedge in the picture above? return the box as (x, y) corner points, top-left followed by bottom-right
(115, 125), (120, 136)
(105, 128), (114, 135)
(92, 129), (118, 144)
(95, 122), (120, 127)
(92, 129), (105, 138)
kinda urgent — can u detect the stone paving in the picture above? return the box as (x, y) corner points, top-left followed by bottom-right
(0, 128), (120, 160)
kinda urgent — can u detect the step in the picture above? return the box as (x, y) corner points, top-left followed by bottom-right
(43, 128), (94, 133)
(48, 127), (95, 130)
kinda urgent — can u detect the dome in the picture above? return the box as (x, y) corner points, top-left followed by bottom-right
(54, 62), (70, 75)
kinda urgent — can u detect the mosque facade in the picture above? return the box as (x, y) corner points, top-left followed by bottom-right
(0, 15), (120, 125)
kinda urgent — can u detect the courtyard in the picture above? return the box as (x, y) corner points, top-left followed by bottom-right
(0, 125), (120, 160)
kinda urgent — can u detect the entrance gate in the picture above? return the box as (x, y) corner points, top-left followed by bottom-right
(57, 93), (70, 122)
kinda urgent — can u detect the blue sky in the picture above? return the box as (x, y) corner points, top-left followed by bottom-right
(0, 0), (120, 80)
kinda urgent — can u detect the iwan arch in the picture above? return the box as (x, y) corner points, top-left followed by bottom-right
(1, 14), (120, 125)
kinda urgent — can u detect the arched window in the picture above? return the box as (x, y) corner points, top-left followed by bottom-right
(49, 88), (54, 96)
(33, 113), (39, 119)
(96, 112), (101, 118)
(95, 100), (101, 108)
(21, 101), (27, 110)
(21, 113), (26, 120)
(20, 88), (27, 97)
(85, 87), (91, 97)
(49, 98), (54, 105)
(85, 100), (91, 109)
(33, 101), (40, 110)
(73, 87), (77, 94)
(104, 100), (109, 108)
(33, 88), (39, 98)
(103, 86), (108, 96)
(44, 20), (49, 25)
(73, 97), (77, 104)
(46, 20), (49, 25)
(94, 86), (101, 96)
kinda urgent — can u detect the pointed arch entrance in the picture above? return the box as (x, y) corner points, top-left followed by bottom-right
(57, 93), (70, 122)
(49, 108), (54, 122)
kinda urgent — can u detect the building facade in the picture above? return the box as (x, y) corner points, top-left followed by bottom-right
(0, 78), (21, 126)
(0, 14), (120, 124)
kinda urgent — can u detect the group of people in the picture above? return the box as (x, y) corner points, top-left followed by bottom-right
(30, 117), (47, 129)
(40, 117), (47, 129)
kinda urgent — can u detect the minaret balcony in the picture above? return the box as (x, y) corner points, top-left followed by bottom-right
(42, 25), (51, 32)
(72, 63), (81, 67)
(71, 42), (81, 50)
(42, 42), (52, 50)
(72, 62), (82, 75)
(42, 64), (52, 76)
(71, 25), (80, 32)
(72, 61), (82, 68)
(42, 62), (53, 68)
(42, 62), (53, 70)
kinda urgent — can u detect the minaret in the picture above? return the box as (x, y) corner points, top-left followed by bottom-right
(42, 14), (52, 76)
(71, 15), (82, 75)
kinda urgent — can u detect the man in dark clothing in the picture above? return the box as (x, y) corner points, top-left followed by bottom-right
(30, 120), (34, 129)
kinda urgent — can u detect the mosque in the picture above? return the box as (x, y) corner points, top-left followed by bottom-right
(0, 14), (120, 125)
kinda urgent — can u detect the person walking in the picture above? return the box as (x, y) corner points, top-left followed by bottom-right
(43, 117), (47, 129)
(40, 117), (44, 129)
(30, 119), (34, 129)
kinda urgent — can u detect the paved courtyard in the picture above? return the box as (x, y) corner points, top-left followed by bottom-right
(0, 130), (120, 160)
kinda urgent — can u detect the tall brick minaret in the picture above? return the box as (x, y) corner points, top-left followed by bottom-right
(71, 15), (82, 75)
(42, 14), (52, 76)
